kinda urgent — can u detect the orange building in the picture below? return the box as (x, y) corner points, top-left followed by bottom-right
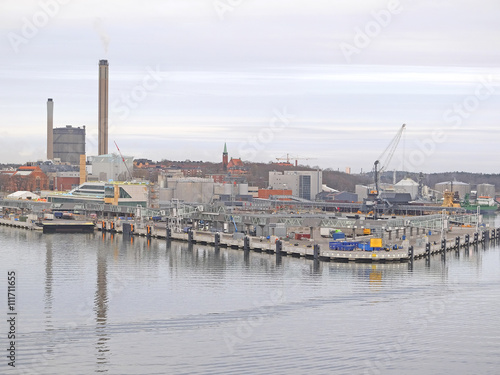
(258, 189), (292, 200)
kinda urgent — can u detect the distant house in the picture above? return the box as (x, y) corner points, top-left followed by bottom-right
(227, 158), (248, 175)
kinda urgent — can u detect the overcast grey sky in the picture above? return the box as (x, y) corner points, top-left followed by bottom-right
(1, 0), (499, 173)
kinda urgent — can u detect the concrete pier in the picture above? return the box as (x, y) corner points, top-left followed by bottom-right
(96, 220), (498, 263)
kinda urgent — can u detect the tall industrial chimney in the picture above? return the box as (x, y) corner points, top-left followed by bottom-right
(98, 59), (109, 155)
(47, 98), (54, 160)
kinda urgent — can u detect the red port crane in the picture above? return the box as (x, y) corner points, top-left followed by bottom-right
(114, 141), (133, 181)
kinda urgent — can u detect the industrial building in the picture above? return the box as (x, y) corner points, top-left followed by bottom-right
(394, 178), (419, 200)
(476, 183), (496, 198)
(269, 170), (322, 201)
(159, 178), (215, 204)
(356, 184), (377, 202)
(46, 59), (109, 166)
(53, 125), (86, 165)
(156, 175), (252, 204)
(435, 181), (471, 200)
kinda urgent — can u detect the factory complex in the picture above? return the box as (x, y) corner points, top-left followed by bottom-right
(0, 59), (499, 261)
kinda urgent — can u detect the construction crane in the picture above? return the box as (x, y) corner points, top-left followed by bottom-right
(275, 154), (294, 166)
(114, 141), (133, 181)
(368, 124), (406, 218)
(373, 124), (406, 196)
(275, 154), (317, 167)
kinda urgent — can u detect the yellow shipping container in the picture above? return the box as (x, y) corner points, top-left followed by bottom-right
(363, 228), (371, 235)
(370, 238), (382, 248)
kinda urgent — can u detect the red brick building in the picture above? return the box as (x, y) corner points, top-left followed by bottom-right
(227, 158), (248, 175)
(53, 171), (80, 191)
(3, 166), (49, 193)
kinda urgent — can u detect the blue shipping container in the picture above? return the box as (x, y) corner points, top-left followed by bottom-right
(332, 232), (346, 240)
(329, 241), (360, 251)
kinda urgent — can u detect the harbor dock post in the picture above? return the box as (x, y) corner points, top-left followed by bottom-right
(465, 234), (470, 247)
(122, 223), (131, 238)
(455, 236), (460, 250)
(166, 227), (171, 240)
(408, 245), (414, 262)
(214, 233), (220, 247)
(244, 236), (250, 251)
(146, 225), (152, 238)
(425, 242), (431, 258)
(441, 238), (446, 252)
(188, 229), (193, 243)
(313, 244), (320, 260)
(276, 240), (282, 259)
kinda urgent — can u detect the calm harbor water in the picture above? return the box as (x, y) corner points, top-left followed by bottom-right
(1, 219), (499, 375)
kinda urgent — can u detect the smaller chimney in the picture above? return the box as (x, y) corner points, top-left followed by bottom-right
(47, 98), (54, 160)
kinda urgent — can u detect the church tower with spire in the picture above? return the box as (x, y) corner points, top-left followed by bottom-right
(222, 142), (228, 171)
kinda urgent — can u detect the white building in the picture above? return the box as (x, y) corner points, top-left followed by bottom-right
(6, 191), (41, 200)
(269, 170), (322, 200)
(395, 178), (419, 200)
(355, 185), (370, 201)
(158, 178), (249, 204)
(160, 178), (215, 203)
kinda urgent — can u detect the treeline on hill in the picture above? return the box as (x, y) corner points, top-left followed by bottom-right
(138, 159), (500, 192)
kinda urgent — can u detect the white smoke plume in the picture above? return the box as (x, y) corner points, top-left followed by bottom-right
(93, 18), (110, 54)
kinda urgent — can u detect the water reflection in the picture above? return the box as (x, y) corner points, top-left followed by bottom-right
(95, 240), (109, 372)
(311, 259), (321, 275)
(44, 237), (55, 356)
